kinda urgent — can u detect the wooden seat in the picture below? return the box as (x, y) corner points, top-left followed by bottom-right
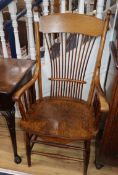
(13, 11), (111, 175)
(20, 98), (97, 140)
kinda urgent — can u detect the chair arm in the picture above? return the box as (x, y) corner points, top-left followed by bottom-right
(92, 84), (109, 128)
(94, 67), (109, 112)
(13, 64), (39, 101)
(95, 85), (109, 112)
(92, 68), (109, 127)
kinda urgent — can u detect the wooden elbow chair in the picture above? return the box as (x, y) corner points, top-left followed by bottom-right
(13, 11), (110, 175)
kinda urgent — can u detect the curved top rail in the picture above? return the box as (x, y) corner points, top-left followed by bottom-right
(40, 13), (104, 36)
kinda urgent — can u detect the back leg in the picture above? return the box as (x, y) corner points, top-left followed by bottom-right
(26, 132), (31, 166)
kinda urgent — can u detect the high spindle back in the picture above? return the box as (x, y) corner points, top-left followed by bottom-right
(36, 12), (110, 102)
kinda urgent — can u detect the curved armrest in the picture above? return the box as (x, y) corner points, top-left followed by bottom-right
(95, 85), (109, 112)
(13, 64), (39, 101)
(94, 68), (109, 113)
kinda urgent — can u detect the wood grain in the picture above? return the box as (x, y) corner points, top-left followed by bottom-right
(13, 12), (111, 175)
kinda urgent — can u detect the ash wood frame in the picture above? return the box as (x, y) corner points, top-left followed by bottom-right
(13, 11), (111, 175)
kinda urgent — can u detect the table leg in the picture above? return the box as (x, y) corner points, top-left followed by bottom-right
(2, 106), (21, 164)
